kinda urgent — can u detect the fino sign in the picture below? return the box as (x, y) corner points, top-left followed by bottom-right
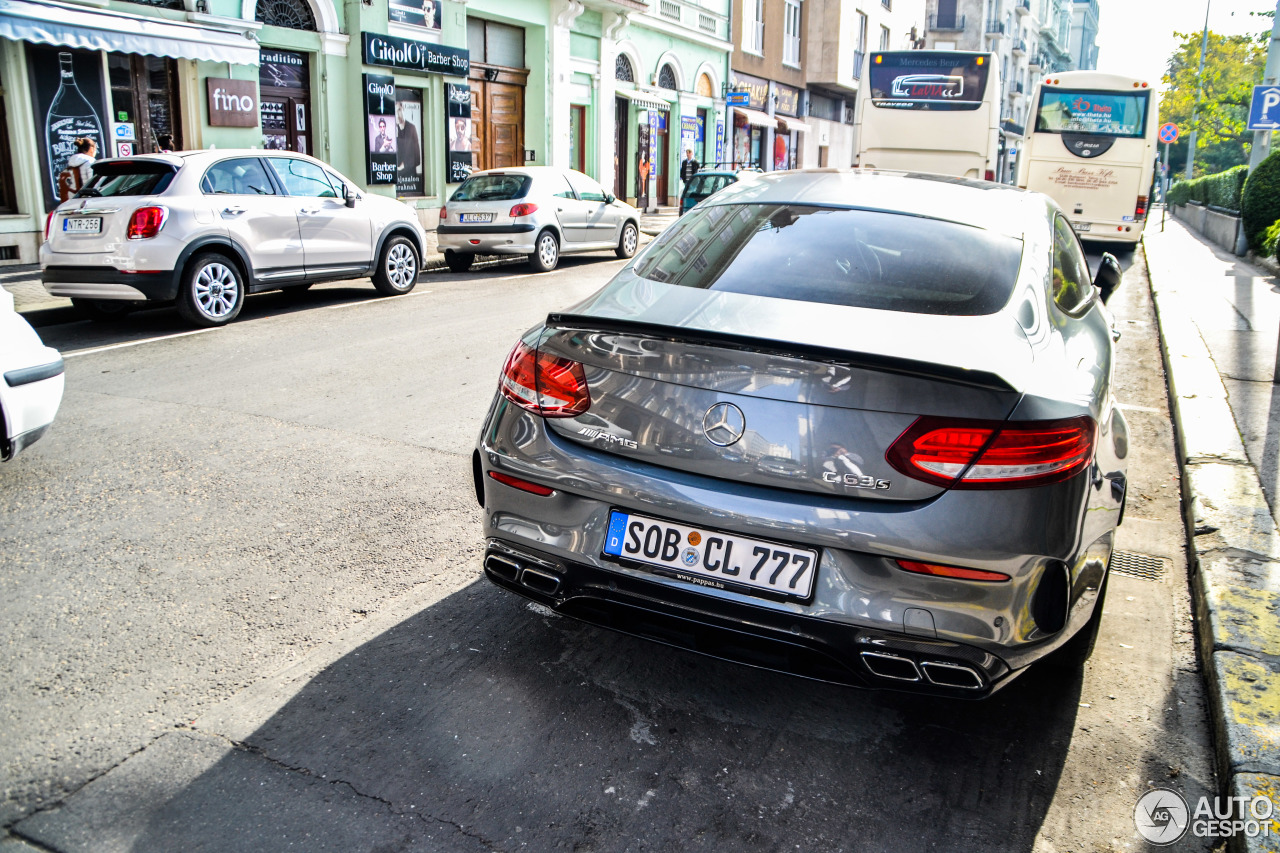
(207, 78), (259, 128)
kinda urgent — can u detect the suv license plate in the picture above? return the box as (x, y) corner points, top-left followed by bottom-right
(603, 510), (818, 601)
(460, 213), (494, 223)
(1072, 221), (1091, 232)
(63, 217), (102, 233)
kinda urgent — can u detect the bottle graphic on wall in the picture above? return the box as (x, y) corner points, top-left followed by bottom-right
(46, 52), (104, 199)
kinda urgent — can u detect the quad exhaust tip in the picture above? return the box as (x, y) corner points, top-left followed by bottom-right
(484, 551), (562, 596)
(860, 651), (984, 690)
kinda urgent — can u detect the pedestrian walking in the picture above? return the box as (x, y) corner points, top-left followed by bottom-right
(679, 148), (699, 189)
(58, 137), (96, 201)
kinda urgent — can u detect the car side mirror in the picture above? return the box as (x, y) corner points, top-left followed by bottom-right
(1093, 253), (1121, 304)
(343, 185), (357, 208)
(604, 193), (616, 204)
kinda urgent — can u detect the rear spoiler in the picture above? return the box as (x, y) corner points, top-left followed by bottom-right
(545, 313), (1017, 394)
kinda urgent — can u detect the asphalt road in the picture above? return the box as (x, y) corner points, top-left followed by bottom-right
(1, 244), (1217, 851)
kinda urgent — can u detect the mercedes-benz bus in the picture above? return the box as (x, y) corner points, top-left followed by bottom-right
(854, 50), (1001, 181)
(1017, 71), (1158, 244)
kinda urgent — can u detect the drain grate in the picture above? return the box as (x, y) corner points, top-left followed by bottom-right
(1110, 550), (1170, 582)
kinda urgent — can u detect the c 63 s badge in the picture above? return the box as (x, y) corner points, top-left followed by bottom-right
(822, 471), (891, 490)
(578, 427), (638, 450)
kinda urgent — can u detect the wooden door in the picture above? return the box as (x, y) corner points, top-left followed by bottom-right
(655, 125), (669, 204)
(471, 80), (524, 171)
(614, 97), (628, 199)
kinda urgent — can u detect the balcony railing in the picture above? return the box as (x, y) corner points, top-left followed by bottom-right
(1012, 38), (1027, 54)
(1014, 81), (1025, 94)
(659, 0), (679, 20)
(985, 20), (1004, 35)
(853, 49), (865, 79)
(927, 13), (965, 30)
(1015, 0), (1030, 15)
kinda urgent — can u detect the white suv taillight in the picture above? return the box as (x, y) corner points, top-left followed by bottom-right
(887, 415), (1096, 489)
(499, 340), (591, 417)
(126, 206), (168, 240)
(44, 211), (55, 242)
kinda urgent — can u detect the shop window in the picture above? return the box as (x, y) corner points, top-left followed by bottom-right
(395, 87), (424, 196)
(569, 105), (585, 174)
(657, 65), (677, 91)
(256, 0), (317, 31)
(108, 54), (181, 155)
(615, 55), (634, 83)
(696, 73), (714, 98)
(0, 83), (15, 214)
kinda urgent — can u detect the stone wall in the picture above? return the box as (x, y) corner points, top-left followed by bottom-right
(1170, 203), (1243, 256)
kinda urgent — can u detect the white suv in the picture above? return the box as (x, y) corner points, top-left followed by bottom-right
(41, 150), (426, 327)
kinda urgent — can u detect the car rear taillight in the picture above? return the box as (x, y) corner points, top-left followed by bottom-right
(439, 205), (447, 220)
(126, 206), (168, 240)
(499, 340), (591, 417)
(510, 203), (538, 217)
(896, 559), (1010, 582)
(984, 170), (995, 182)
(886, 415), (1096, 489)
(44, 212), (55, 242)
(1135, 195), (1148, 220)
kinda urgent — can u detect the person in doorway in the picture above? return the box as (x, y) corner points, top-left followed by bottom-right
(156, 133), (174, 153)
(679, 148), (699, 189)
(67, 137), (96, 186)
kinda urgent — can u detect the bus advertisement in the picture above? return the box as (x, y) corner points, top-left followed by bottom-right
(1018, 71), (1158, 244)
(854, 51), (1001, 182)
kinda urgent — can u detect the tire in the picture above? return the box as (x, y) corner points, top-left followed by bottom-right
(528, 229), (559, 272)
(176, 253), (244, 327)
(1048, 568), (1109, 670)
(372, 235), (419, 295)
(616, 221), (639, 259)
(445, 250), (474, 273)
(72, 298), (133, 323)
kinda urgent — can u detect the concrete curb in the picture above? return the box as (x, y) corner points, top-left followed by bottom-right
(1145, 231), (1280, 852)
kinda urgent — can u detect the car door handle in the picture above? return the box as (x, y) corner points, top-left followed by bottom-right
(222, 206), (246, 215)
(1111, 327), (1122, 342)
(300, 207), (320, 215)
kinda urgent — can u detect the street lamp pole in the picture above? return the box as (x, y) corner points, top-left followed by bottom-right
(1185, 0), (1212, 180)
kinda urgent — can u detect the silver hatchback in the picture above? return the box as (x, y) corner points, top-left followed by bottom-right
(437, 167), (641, 273)
(473, 169), (1128, 698)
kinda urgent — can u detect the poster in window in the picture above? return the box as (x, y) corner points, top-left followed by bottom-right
(396, 88), (424, 196)
(364, 73), (397, 184)
(445, 83), (472, 184)
(388, 0), (440, 31)
(635, 121), (651, 210)
(27, 44), (107, 210)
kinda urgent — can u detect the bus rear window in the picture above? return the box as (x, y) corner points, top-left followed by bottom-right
(1035, 89), (1150, 137)
(868, 52), (990, 112)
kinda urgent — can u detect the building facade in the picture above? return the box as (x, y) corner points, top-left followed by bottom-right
(1068, 0), (1099, 71)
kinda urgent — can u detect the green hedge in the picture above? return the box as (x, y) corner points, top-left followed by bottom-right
(1167, 165), (1249, 213)
(1244, 152), (1280, 253)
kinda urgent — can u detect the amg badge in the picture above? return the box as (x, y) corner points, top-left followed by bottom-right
(578, 427), (638, 450)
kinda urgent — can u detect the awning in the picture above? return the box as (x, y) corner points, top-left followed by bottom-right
(777, 117), (811, 134)
(0, 0), (260, 66)
(735, 107), (775, 128)
(615, 89), (672, 112)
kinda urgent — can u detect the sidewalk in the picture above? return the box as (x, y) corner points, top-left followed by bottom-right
(1144, 215), (1280, 851)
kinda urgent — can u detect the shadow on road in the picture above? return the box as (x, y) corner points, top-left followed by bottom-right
(117, 580), (1084, 852)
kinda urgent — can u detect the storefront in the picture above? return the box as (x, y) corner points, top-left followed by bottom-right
(0, 0), (259, 261)
(729, 70), (770, 170)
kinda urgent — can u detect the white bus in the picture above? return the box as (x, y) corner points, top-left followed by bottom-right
(1018, 71), (1158, 244)
(854, 51), (1001, 181)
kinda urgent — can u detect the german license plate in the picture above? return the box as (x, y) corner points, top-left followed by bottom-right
(63, 217), (101, 233)
(460, 213), (493, 223)
(603, 510), (818, 601)
(1071, 221), (1091, 232)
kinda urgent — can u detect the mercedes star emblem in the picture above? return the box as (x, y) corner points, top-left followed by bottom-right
(702, 402), (746, 447)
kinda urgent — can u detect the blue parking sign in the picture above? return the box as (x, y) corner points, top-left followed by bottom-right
(1249, 85), (1280, 130)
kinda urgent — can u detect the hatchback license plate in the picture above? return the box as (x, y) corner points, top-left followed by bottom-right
(603, 510), (818, 601)
(460, 213), (494, 223)
(63, 217), (101, 233)
(1072, 221), (1091, 232)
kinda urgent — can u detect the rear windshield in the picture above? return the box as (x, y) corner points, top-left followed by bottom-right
(77, 162), (176, 198)
(868, 52), (991, 111)
(1035, 89), (1150, 138)
(686, 175), (734, 197)
(451, 174), (531, 202)
(632, 203), (1022, 316)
